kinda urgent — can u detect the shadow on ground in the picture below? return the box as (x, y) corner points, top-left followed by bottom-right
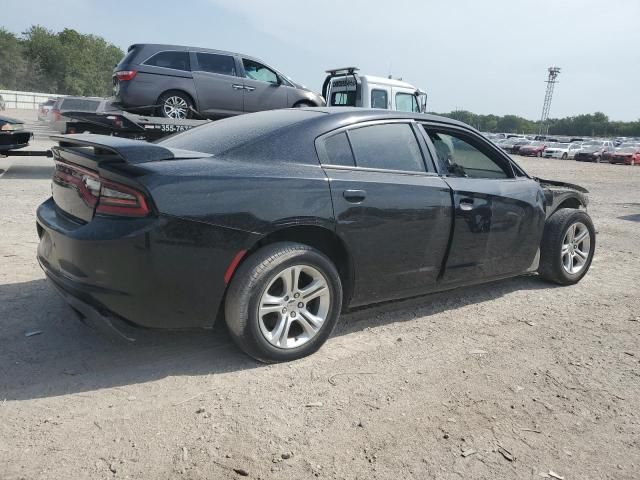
(0, 275), (557, 402)
(0, 164), (53, 180)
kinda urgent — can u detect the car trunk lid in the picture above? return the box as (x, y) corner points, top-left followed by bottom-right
(50, 134), (206, 223)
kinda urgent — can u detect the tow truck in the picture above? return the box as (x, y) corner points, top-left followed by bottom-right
(321, 67), (427, 112)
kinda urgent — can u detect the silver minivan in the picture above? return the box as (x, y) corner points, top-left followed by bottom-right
(113, 44), (325, 119)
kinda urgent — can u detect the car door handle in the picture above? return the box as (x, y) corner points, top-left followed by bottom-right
(459, 198), (474, 211)
(244, 86), (256, 92)
(231, 84), (244, 90)
(343, 189), (366, 202)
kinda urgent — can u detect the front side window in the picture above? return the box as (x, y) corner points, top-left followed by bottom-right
(423, 127), (511, 179)
(195, 52), (236, 76)
(348, 123), (425, 172)
(396, 93), (420, 112)
(144, 51), (191, 71)
(242, 59), (278, 84)
(330, 91), (356, 106)
(371, 89), (388, 109)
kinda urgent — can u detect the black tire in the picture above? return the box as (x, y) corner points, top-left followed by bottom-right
(538, 209), (595, 285)
(562, 153), (568, 160)
(157, 90), (193, 119)
(293, 101), (314, 108)
(537, 151), (542, 157)
(225, 242), (343, 363)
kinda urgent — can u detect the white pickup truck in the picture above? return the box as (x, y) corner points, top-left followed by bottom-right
(321, 67), (427, 113)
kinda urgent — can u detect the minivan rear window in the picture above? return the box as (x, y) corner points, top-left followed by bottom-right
(144, 51), (191, 71)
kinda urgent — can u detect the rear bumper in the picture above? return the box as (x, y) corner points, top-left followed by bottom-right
(36, 197), (247, 330)
(0, 131), (32, 152)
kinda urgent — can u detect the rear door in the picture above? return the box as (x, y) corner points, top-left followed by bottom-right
(192, 52), (244, 117)
(240, 58), (289, 112)
(316, 121), (453, 305)
(420, 124), (546, 284)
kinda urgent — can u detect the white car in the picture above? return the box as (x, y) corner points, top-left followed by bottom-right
(544, 142), (583, 159)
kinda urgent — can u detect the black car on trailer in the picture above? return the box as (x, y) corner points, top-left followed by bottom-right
(36, 108), (595, 362)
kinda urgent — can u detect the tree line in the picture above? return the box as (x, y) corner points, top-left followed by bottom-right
(0, 26), (123, 97)
(435, 110), (640, 137)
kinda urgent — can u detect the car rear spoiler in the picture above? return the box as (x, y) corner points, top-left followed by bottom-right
(50, 134), (206, 165)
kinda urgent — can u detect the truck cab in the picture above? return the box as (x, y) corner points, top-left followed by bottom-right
(321, 67), (427, 113)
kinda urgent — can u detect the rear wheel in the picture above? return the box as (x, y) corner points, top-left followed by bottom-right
(225, 242), (343, 363)
(158, 91), (193, 119)
(561, 153), (568, 160)
(538, 209), (595, 285)
(293, 101), (314, 108)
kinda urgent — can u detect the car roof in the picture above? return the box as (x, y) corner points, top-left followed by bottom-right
(130, 43), (262, 62)
(298, 107), (471, 129)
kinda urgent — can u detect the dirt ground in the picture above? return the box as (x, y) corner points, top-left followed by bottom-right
(1, 120), (639, 479)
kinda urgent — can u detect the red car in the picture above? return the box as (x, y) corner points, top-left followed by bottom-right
(519, 141), (546, 157)
(609, 145), (640, 165)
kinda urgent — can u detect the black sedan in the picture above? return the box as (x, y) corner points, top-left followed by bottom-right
(36, 109), (596, 362)
(0, 115), (32, 153)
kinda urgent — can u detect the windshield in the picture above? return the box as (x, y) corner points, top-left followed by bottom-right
(330, 91), (357, 107)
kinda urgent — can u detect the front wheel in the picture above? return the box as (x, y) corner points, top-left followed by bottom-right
(225, 242), (343, 363)
(538, 209), (595, 285)
(562, 153), (568, 160)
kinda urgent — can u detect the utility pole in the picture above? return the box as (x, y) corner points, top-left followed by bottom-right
(538, 66), (561, 136)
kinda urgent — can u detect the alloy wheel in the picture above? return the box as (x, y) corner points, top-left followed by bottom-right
(163, 96), (189, 119)
(561, 222), (591, 275)
(258, 265), (331, 349)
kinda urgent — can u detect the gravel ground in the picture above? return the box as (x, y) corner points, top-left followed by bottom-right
(1, 135), (639, 479)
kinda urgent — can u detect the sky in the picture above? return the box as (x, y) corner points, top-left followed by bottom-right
(2, 0), (639, 121)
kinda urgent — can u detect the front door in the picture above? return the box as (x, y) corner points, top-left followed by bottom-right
(316, 121), (453, 305)
(420, 125), (546, 284)
(240, 58), (289, 113)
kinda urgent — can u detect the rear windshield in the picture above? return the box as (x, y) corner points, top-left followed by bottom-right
(60, 98), (101, 112)
(159, 109), (324, 155)
(117, 45), (141, 67)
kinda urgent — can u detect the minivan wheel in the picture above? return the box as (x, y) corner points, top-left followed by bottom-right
(538, 208), (595, 285)
(158, 91), (193, 119)
(225, 242), (343, 363)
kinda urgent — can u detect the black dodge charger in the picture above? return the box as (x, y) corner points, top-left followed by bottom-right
(37, 108), (595, 362)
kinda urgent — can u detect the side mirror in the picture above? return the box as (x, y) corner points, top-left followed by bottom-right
(271, 77), (282, 87)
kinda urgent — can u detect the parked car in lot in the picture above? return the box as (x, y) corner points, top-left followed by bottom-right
(609, 144), (640, 165)
(498, 137), (530, 154)
(519, 141), (547, 157)
(0, 115), (32, 153)
(49, 96), (112, 133)
(543, 142), (582, 159)
(574, 140), (615, 162)
(38, 99), (58, 121)
(112, 44), (325, 119)
(37, 108), (595, 362)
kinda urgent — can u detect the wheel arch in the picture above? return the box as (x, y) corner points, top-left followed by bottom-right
(292, 99), (318, 108)
(231, 225), (355, 309)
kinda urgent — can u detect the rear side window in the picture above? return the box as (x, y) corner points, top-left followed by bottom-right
(317, 132), (355, 166)
(330, 91), (356, 106)
(348, 123), (425, 172)
(144, 51), (191, 71)
(195, 52), (236, 76)
(371, 89), (388, 109)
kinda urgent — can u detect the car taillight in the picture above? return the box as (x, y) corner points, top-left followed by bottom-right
(96, 180), (150, 217)
(115, 70), (137, 81)
(54, 161), (150, 217)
